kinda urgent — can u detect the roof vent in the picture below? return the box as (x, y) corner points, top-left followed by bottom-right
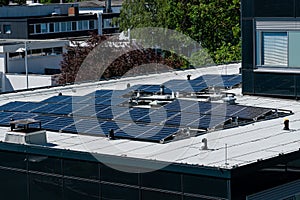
(222, 95), (236, 105)
(5, 119), (47, 145)
(109, 129), (115, 140)
(201, 138), (208, 150)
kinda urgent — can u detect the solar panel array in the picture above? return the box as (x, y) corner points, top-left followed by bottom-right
(110, 74), (242, 96)
(0, 74), (273, 143)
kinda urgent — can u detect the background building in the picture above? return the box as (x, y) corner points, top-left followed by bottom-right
(0, 39), (68, 92)
(241, 0), (300, 98)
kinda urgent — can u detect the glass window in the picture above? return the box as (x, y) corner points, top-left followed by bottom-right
(41, 23), (48, 33)
(66, 21), (72, 31)
(3, 24), (11, 34)
(61, 22), (66, 32)
(9, 52), (21, 59)
(82, 20), (89, 30)
(141, 190), (181, 200)
(28, 155), (62, 175)
(49, 23), (54, 33)
(141, 170), (181, 191)
(64, 179), (99, 200)
(53, 47), (63, 55)
(54, 22), (60, 32)
(29, 24), (34, 34)
(29, 173), (63, 200)
(31, 49), (42, 56)
(262, 32), (288, 67)
(0, 150), (27, 169)
(63, 159), (99, 180)
(78, 21), (83, 30)
(0, 170), (27, 199)
(101, 184), (139, 200)
(42, 48), (52, 56)
(89, 20), (95, 29)
(183, 175), (228, 198)
(101, 164), (139, 185)
(72, 21), (77, 31)
(35, 24), (41, 33)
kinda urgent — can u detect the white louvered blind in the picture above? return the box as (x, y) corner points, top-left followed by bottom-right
(263, 32), (288, 67)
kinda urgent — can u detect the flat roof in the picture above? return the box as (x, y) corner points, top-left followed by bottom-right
(0, 63), (298, 170)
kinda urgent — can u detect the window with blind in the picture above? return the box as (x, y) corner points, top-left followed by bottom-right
(262, 32), (288, 67)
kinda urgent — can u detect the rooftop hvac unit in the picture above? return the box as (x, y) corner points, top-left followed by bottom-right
(5, 119), (47, 145)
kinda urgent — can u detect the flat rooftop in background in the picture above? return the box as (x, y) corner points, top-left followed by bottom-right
(0, 63), (298, 170)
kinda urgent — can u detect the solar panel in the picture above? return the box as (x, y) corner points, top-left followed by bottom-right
(42, 117), (75, 132)
(0, 101), (28, 112)
(98, 121), (128, 136)
(61, 119), (105, 134)
(136, 108), (179, 124)
(115, 124), (179, 142)
(0, 112), (16, 126)
(96, 106), (128, 120)
(233, 106), (272, 120)
(11, 102), (46, 113)
(41, 95), (72, 103)
(187, 115), (231, 130)
(72, 104), (108, 117)
(0, 112), (38, 126)
(114, 107), (151, 122)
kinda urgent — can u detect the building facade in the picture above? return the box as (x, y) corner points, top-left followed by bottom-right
(0, 4), (98, 39)
(241, 0), (300, 98)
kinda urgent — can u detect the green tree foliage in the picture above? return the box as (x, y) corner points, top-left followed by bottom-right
(119, 0), (169, 29)
(0, 0), (9, 6)
(119, 0), (241, 64)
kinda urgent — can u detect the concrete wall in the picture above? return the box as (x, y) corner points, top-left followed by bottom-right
(7, 54), (62, 74)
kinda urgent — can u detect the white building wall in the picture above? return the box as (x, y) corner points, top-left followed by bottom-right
(0, 53), (5, 73)
(7, 55), (62, 74)
(5, 74), (54, 91)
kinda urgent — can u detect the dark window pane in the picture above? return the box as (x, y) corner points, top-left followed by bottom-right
(63, 159), (99, 180)
(183, 175), (228, 198)
(254, 0), (294, 17)
(72, 21), (77, 31)
(183, 195), (213, 200)
(101, 164), (138, 185)
(29, 173), (63, 200)
(3, 24), (11, 34)
(29, 24), (34, 34)
(0, 150), (27, 169)
(141, 190), (181, 200)
(101, 184), (139, 200)
(28, 155), (62, 175)
(35, 24), (41, 33)
(141, 170), (181, 191)
(64, 178), (99, 200)
(49, 23), (54, 32)
(53, 47), (63, 55)
(89, 20), (95, 29)
(0, 169), (27, 200)
(254, 73), (295, 96)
